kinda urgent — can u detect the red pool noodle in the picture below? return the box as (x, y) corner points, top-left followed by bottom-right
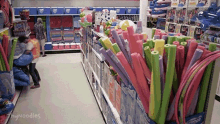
(173, 41), (180, 46)
(133, 34), (140, 41)
(138, 34), (144, 40)
(127, 26), (138, 54)
(2, 35), (9, 57)
(0, 44), (10, 71)
(122, 31), (129, 40)
(137, 53), (151, 83)
(136, 40), (143, 57)
(177, 46), (185, 82)
(182, 41), (198, 78)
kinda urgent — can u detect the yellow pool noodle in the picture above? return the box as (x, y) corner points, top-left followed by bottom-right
(154, 39), (165, 56)
(102, 37), (116, 54)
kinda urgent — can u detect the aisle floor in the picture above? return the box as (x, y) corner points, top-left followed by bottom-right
(8, 53), (105, 124)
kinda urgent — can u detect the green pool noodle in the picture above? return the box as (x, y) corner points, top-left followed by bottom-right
(144, 46), (152, 71)
(164, 44), (170, 57)
(180, 42), (187, 47)
(143, 42), (148, 48)
(0, 53), (6, 71)
(149, 51), (161, 121)
(112, 43), (121, 53)
(147, 39), (154, 49)
(99, 39), (108, 50)
(152, 28), (156, 39)
(183, 36), (192, 42)
(158, 45), (177, 124)
(9, 38), (18, 70)
(167, 36), (177, 44)
(196, 40), (200, 43)
(197, 43), (217, 113)
(177, 36), (184, 43)
(0, 59), (2, 71)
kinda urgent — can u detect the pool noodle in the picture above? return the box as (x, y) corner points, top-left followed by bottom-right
(138, 53), (151, 83)
(144, 46), (152, 71)
(154, 35), (160, 40)
(154, 39), (165, 56)
(182, 41), (198, 78)
(99, 39), (108, 50)
(102, 37), (116, 54)
(152, 28), (156, 39)
(187, 49), (203, 71)
(159, 55), (165, 96)
(139, 34), (144, 40)
(131, 53), (150, 113)
(2, 35), (9, 57)
(150, 51), (161, 121)
(111, 30), (130, 62)
(119, 34), (132, 64)
(136, 40), (143, 57)
(116, 52), (149, 113)
(106, 49), (131, 83)
(173, 41), (180, 46)
(134, 34), (140, 41)
(147, 39), (154, 49)
(112, 43), (121, 53)
(177, 46), (185, 82)
(100, 48), (129, 85)
(197, 43), (217, 113)
(0, 44), (10, 71)
(159, 45), (177, 124)
(0, 53), (5, 71)
(127, 26), (138, 54)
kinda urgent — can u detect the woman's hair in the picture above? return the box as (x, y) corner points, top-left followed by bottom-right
(37, 18), (43, 24)
(18, 36), (28, 43)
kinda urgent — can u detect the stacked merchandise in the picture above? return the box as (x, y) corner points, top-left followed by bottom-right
(96, 22), (220, 124)
(63, 29), (74, 49)
(0, 10), (4, 29)
(27, 17), (35, 39)
(147, 0), (171, 18)
(13, 20), (31, 37)
(0, 34), (17, 120)
(201, 26), (220, 45)
(50, 30), (62, 50)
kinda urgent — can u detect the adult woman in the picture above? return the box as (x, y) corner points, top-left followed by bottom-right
(34, 18), (47, 57)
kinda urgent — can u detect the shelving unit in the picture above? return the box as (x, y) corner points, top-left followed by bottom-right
(3, 90), (22, 124)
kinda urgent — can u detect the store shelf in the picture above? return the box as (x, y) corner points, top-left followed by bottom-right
(45, 49), (81, 52)
(88, 62), (101, 85)
(92, 48), (104, 62)
(100, 87), (122, 124)
(14, 14), (80, 17)
(117, 14), (139, 15)
(92, 29), (108, 38)
(0, 28), (9, 33)
(3, 90), (22, 124)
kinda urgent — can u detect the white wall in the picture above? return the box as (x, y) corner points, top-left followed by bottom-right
(12, 0), (140, 7)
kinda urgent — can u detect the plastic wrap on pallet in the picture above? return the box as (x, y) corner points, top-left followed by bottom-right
(51, 37), (62, 42)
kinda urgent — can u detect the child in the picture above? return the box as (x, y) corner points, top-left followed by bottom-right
(25, 39), (41, 89)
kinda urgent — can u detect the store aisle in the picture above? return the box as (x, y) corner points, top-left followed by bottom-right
(8, 53), (105, 124)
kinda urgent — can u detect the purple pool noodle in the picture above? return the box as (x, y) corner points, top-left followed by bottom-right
(159, 55), (165, 97)
(166, 96), (176, 121)
(187, 49), (203, 71)
(187, 87), (201, 116)
(154, 35), (160, 39)
(111, 30), (131, 64)
(100, 48), (129, 85)
(162, 35), (168, 41)
(119, 34), (132, 64)
(106, 49), (131, 84)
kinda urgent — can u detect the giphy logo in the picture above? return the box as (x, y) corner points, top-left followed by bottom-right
(11, 113), (41, 121)
(39, 9), (44, 13)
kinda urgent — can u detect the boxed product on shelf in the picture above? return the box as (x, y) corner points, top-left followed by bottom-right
(64, 43), (70, 49)
(23, 7), (37, 15)
(51, 7), (64, 14)
(45, 42), (52, 50)
(64, 7), (78, 14)
(62, 16), (73, 28)
(125, 7), (138, 14)
(109, 76), (116, 107)
(120, 82), (127, 123)
(115, 81), (121, 114)
(115, 7), (126, 14)
(38, 7), (50, 15)
(50, 16), (62, 28)
(52, 43), (59, 50)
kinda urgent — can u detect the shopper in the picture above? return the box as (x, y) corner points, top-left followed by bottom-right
(34, 18), (47, 57)
(25, 39), (41, 89)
